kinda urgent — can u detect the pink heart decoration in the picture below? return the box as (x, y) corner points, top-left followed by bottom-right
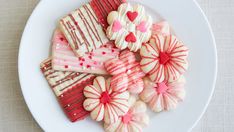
(136, 21), (147, 32)
(112, 20), (122, 32)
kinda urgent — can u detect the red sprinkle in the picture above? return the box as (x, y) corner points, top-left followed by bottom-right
(112, 49), (115, 52)
(79, 57), (82, 61)
(102, 52), (106, 55)
(87, 65), (91, 68)
(74, 22), (78, 25)
(65, 65), (69, 68)
(89, 56), (92, 59)
(82, 58), (85, 61)
(80, 63), (83, 66)
(60, 37), (64, 41)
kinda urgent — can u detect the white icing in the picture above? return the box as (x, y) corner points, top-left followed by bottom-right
(106, 3), (153, 52)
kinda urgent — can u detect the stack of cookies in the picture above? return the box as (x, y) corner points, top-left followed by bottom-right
(40, 0), (189, 131)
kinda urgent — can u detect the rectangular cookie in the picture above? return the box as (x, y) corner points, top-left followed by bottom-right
(90, 0), (125, 28)
(52, 29), (120, 75)
(40, 58), (95, 122)
(59, 3), (108, 57)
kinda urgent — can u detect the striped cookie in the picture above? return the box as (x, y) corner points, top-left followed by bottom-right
(60, 3), (108, 57)
(52, 29), (120, 75)
(40, 58), (95, 122)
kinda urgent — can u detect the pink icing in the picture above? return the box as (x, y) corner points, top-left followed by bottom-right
(52, 30), (120, 74)
(136, 21), (147, 32)
(157, 82), (168, 94)
(112, 20), (122, 32)
(122, 112), (132, 124)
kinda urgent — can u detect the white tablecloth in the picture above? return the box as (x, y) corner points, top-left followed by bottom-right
(0, 0), (233, 131)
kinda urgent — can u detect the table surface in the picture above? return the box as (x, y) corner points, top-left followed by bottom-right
(0, 0), (233, 132)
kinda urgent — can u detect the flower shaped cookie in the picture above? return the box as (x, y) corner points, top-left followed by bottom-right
(105, 50), (146, 94)
(104, 96), (149, 132)
(106, 3), (152, 52)
(140, 34), (189, 82)
(140, 77), (186, 112)
(83, 76), (129, 124)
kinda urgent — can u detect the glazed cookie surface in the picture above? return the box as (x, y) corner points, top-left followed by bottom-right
(40, 58), (95, 122)
(105, 50), (145, 94)
(140, 76), (186, 112)
(104, 96), (149, 132)
(60, 3), (108, 57)
(52, 29), (120, 75)
(106, 3), (152, 52)
(140, 34), (189, 82)
(83, 76), (130, 124)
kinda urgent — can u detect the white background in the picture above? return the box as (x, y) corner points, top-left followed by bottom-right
(0, 0), (233, 131)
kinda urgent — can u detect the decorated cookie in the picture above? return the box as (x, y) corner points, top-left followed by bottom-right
(104, 96), (149, 132)
(140, 76), (186, 112)
(90, 0), (125, 28)
(104, 50), (146, 94)
(152, 21), (170, 36)
(52, 29), (120, 75)
(59, 3), (109, 57)
(83, 76), (130, 124)
(106, 3), (153, 52)
(40, 58), (95, 122)
(140, 34), (189, 82)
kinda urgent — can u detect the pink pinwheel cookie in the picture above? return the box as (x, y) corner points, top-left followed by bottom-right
(105, 50), (146, 94)
(152, 21), (171, 36)
(104, 96), (149, 132)
(52, 29), (120, 75)
(140, 76), (186, 112)
(83, 76), (130, 124)
(40, 58), (95, 122)
(106, 3), (153, 52)
(140, 34), (189, 82)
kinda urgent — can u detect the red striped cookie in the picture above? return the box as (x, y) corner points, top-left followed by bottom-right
(90, 0), (125, 28)
(40, 58), (95, 122)
(104, 50), (146, 94)
(60, 0), (124, 57)
(140, 34), (189, 83)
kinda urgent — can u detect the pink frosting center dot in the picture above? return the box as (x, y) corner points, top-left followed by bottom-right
(159, 52), (170, 64)
(100, 92), (111, 104)
(157, 82), (168, 94)
(122, 113), (132, 124)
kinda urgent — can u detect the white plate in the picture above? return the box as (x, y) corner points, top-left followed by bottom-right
(18, 0), (217, 132)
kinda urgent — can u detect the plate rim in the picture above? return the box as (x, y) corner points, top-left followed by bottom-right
(18, 0), (218, 131)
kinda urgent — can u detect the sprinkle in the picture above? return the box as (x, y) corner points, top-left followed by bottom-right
(76, 73), (79, 75)
(112, 49), (115, 52)
(67, 104), (70, 107)
(60, 37), (64, 41)
(65, 65), (69, 68)
(80, 63), (83, 66)
(89, 56), (92, 59)
(74, 113), (77, 116)
(102, 52), (106, 55)
(74, 22), (78, 25)
(82, 66), (86, 70)
(87, 65), (91, 68)
(60, 95), (64, 97)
